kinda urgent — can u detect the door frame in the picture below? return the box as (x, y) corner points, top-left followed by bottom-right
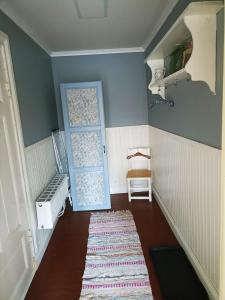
(220, 10), (225, 299)
(0, 31), (37, 296)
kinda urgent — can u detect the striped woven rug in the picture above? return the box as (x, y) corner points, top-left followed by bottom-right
(80, 210), (154, 299)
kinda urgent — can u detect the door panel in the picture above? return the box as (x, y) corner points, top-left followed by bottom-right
(67, 87), (100, 126)
(0, 33), (32, 300)
(75, 171), (105, 206)
(71, 131), (103, 167)
(61, 82), (111, 211)
(0, 117), (20, 233)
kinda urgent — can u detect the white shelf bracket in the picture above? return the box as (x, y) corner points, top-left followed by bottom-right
(145, 1), (223, 99)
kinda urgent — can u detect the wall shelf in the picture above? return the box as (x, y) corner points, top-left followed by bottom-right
(146, 1), (223, 99)
(149, 68), (188, 90)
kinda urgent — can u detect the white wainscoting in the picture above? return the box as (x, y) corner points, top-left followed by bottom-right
(24, 127), (221, 299)
(150, 126), (221, 299)
(25, 136), (57, 263)
(106, 125), (150, 194)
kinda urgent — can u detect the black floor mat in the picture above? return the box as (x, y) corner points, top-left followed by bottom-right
(150, 246), (209, 300)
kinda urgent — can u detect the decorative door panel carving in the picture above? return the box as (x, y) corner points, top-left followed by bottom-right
(61, 82), (111, 211)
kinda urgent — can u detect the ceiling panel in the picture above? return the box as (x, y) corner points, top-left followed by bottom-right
(0, 0), (178, 53)
(75, 0), (108, 19)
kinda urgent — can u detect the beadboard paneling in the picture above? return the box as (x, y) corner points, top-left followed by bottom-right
(106, 125), (150, 194)
(150, 126), (221, 299)
(25, 137), (57, 261)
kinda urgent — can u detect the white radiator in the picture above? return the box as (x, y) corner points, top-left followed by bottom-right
(25, 136), (57, 259)
(36, 174), (68, 229)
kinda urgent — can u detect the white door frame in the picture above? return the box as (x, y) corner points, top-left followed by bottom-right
(219, 10), (225, 300)
(0, 31), (37, 252)
(0, 30), (38, 288)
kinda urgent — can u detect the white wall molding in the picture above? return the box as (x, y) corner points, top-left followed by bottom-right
(51, 47), (144, 57)
(23, 125), (221, 300)
(106, 125), (150, 194)
(150, 126), (221, 299)
(0, 4), (51, 55)
(25, 136), (57, 262)
(25, 136), (53, 152)
(0, 0), (178, 56)
(1, 0), (178, 57)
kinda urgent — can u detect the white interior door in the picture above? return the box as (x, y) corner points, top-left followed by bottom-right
(0, 32), (33, 300)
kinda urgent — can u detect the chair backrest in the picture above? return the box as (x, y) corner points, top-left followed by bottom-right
(127, 147), (150, 170)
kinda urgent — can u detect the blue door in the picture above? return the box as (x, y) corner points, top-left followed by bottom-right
(60, 81), (111, 211)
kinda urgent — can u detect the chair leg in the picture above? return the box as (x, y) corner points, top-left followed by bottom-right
(127, 179), (131, 202)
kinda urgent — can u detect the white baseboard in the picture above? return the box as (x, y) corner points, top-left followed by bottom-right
(18, 227), (55, 300)
(110, 186), (127, 194)
(35, 227), (55, 266)
(19, 269), (36, 300)
(152, 186), (218, 300)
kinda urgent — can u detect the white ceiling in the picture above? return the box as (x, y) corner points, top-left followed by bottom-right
(0, 0), (178, 55)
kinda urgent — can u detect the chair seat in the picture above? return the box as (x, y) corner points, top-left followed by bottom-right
(127, 169), (151, 179)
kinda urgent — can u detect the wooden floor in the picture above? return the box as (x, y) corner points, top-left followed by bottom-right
(26, 194), (178, 300)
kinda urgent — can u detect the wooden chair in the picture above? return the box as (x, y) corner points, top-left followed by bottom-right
(126, 147), (152, 202)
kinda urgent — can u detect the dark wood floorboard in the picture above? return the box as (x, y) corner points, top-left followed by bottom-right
(25, 194), (178, 300)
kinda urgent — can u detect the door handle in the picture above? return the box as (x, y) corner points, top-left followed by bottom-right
(103, 145), (106, 154)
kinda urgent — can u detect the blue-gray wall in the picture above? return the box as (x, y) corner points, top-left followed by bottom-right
(146, 6), (224, 149)
(0, 10), (58, 147)
(51, 53), (148, 129)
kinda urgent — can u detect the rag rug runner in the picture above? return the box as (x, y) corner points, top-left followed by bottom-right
(79, 210), (154, 299)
